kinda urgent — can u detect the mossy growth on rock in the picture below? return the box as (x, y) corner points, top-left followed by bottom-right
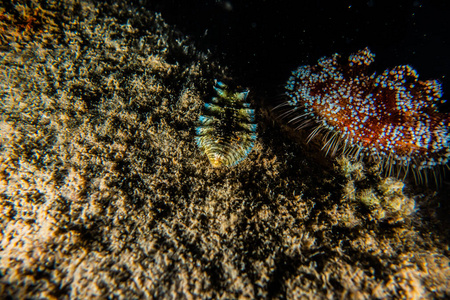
(1, 1), (449, 299)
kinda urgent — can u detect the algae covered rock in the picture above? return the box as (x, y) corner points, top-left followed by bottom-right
(1, 1), (449, 299)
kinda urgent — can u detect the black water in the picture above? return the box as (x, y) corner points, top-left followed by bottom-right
(144, 0), (450, 110)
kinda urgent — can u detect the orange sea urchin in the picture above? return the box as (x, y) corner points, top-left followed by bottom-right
(280, 48), (450, 182)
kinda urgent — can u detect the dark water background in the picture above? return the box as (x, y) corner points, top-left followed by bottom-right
(144, 0), (449, 110)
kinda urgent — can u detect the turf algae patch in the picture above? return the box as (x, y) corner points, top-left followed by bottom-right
(0, 0), (64, 48)
(1, 1), (450, 299)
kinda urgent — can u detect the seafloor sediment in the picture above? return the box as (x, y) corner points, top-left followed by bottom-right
(0, 1), (449, 299)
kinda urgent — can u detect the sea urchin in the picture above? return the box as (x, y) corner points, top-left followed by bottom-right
(277, 48), (450, 182)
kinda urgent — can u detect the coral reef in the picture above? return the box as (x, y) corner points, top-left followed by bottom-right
(0, 1), (449, 299)
(336, 156), (416, 222)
